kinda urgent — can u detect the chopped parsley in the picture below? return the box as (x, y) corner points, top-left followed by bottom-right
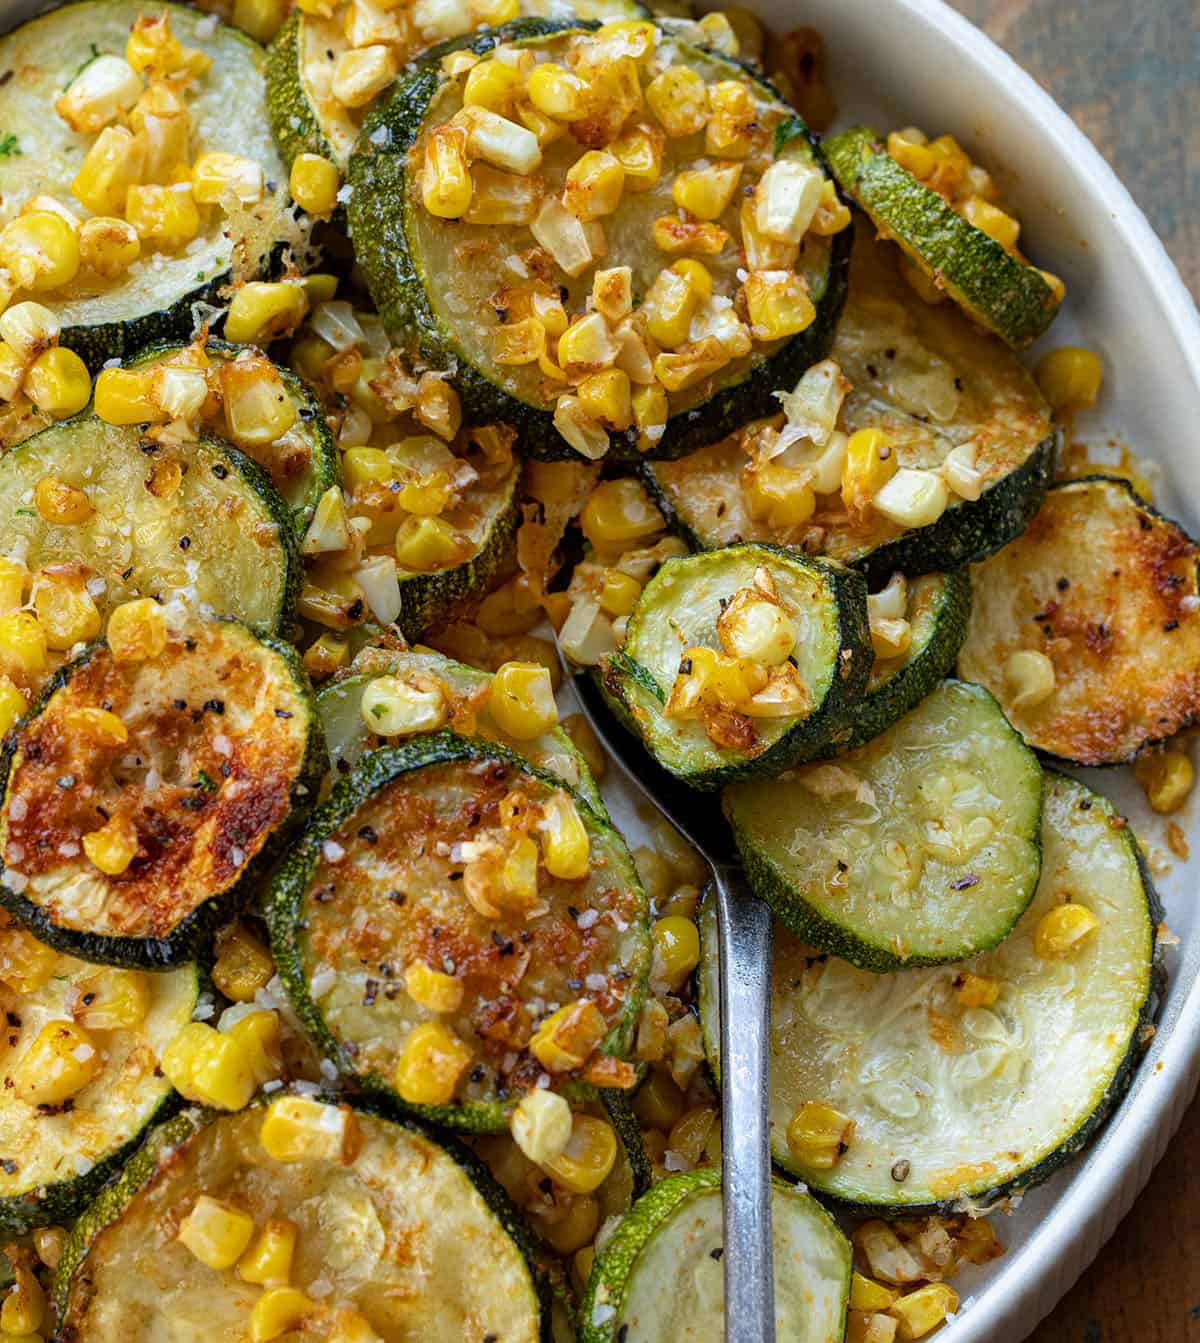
(0, 133), (21, 158)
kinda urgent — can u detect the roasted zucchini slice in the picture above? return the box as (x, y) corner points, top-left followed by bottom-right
(54, 1094), (556, 1340)
(579, 1169), (851, 1343)
(0, 621), (324, 968)
(318, 645), (605, 813)
(0, 0), (291, 371)
(645, 225), (1055, 587)
(958, 476), (1200, 765)
(825, 126), (1062, 349)
(724, 680), (1044, 969)
(128, 341), (337, 526)
(348, 20), (850, 462)
(0, 416), (300, 650)
(704, 772), (1162, 1212)
(269, 734), (649, 1130)
(598, 544), (871, 789)
(0, 919), (197, 1232)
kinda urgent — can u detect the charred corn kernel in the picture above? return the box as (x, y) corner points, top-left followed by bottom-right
(260, 1096), (357, 1162)
(227, 1010), (284, 1088)
(54, 53), (143, 133)
(581, 477), (663, 547)
(71, 125), (142, 216)
(489, 661), (557, 739)
(464, 56), (524, 113)
(106, 597), (167, 661)
(0, 213), (80, 292)
(78, 216), (140, 279)
(1135, 749), (1195, 814)
(497, 833), (540, 910)
(395, 1022), (473, 1105)
(527, 61), (588, 121)
(238, 1218), (296, 1286)
(956, 972), (1002, 1008)
(653, 210), (731, 256)
(651, 915), (700, 991)
(359, 673), (448, 737)
(889, 1284), (959, 1340)
(342, 446), (393, 491)
(672, 161), (742, 221)
(645, 65), (707, 137)
(643, 266), (702, 349)
(850, 1273), (900, 1313)
(221, 356), (297, 445)
(869, 615), (911, 660)
(93, 367), (157, 425)
(530, 1000), (607, 1073)
(553, 394), (608, 458)
(632, 382), (668, 451)
(962, 194), (1019, 250)
(0, 1264), (45, 1335)
(1034, 902), (1100, 959)
(0, 676), (27, 736)
(557, 312), (617, 376)
(510, 1086), (572, 1165)
(1004, 648), (1055, 711)
(564, 150), (624, 222)
(13, 1020), (102, 1105)
(64, 706), (128, 748)
(539, 791), (590, 879)
(126, 184), (200, 250)
(0, 560), (24, 617)
(544, 1113), (618, 1193)
(744, 269), (816, 340)
(394, 515), (464, 570)
(590, 268), (632, 326)
(0, 612), (46, 681)
(653, 336), (729, 392)
(0, 301), (59, 363)
(192, 152), (263, 206)
(34, 475), (92, 526)
(213, 923), (275, 1002)
(405, 960), (464, 1014)
(25, 348), (90, 419)
(233, 0), (287, 42)
(578, 368), (633, 431)
(34, 1226), (66, 1273)
(34, 572), (101, 648)
(598, 568), (641, 617)
(717, 587), (797, 664)
(126, 13), (210, 77)
(302, 632), (350, 680)
(610, 123), (664, 191)
(225, 282), (307, 346)
(632, 1069), (685, 1130)
(71, 968), (148, 1032)
(1035, 346), (1102, 412)
(250, 1287), (317, 1342)
(540, 1193), (600, 1254)
(414, 372), (461, 440)
(943, 440), (984, 501)
(0, 925), (56, 995)
(177, 1195), (255, 1270)
(422, 125), (473, 219)
(873, 466), (949, 529)
(0, 342), (24, 402)
(453, 104), (541, 175)
(82, 813), (138, 876)
(161, 1022), (256, 1110)
(288, 153), (340, 216)
(786, 1101), (855, 1169)
(332, 44), (397, 108)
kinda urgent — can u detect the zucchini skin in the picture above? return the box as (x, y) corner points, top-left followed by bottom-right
(267, 731), (649, 1131)
(348, 24), (851, 463)
(825, 126), (1062, 350)
(265, 11), (339, 172)
(0, 628), (325, 970)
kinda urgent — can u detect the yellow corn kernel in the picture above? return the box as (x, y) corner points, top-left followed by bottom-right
(394, 515), (465, 571)
(577, 368), (633, 431)
(785, 1100), (855, 1170)
(1004, 648), (1056, 711)
(632, 1068), (685, 1130)
(489, 661), (558, 740)
(127, 79), (191, 185)
(24, 346), (90, 420)
(598, 569), (642, 618)
(847, 1311), (901, 1343)
(889, 1283), (959, 1340)
(1035, 346), (1103, 413)
(475, 575), (541, 637)
(0, 341), (24, 402)
(672, 161), (742, 222)
(530, 999), (607, 1073)
(405, 960), (464, 1014)
(0, 676), (27, 736)
(0, 925), (57, 995)
(394, 1021), (474, 1106)
(643, 265), (702, 349)
(213, 922), (275, 1002)
(650, 915), (700, 992)
(956, 972), (1002, 1009)
(543, 1113), (618, 1194)
(743, 269), (816, 341)
(564, 150), (625, 222)
(93, 367), (159, 425)
(963, 194), (1019, 250)
(161, 1022), (257, 1111)
(1135, 748), (1195, 815)
(887, 127), (935, 179)
(177, 1195), (255, 1270)
(539, 1192), (600, 1254)
(0, 212), (80, 293)
(260, 1096), (358, 1163)
(632, 382), (669, 452)
(1034, 902), (1100, 959)
(463, 56), (524, 114)
(509, 1087), (572, 1168)
(590, 268), (632, 327)
(539, 791), (590, 880)
(850, 1272), (900, 1313)
(652, 213), (729, 257)
(332, 43), (397, 108)
(300, 273), (338, 307)
(221, 355), (298, 445)
(0, 1263), (45, 1336)
(72, 968), (149, 1032)
(125, 184), (200, 250)
(841, 428), (898, 516)
(0, 560), (24, 617)
(652, 336), (729, 392)
(0, 612), (47, 682)
(71, 125), (143, 216)
(342, 446), (393, 492)
(580, 477), (663, 547)
(497, 833), (540, 911)
(414, 372), (461, 441)
(645, 65), (708, 137)
(13, 1020), (103, 1105)
(717, 585), (797, 664)
(78, 216), (141, 278)
(282, 153), (339, 220)
(250, 1287), (318, 1342)
(106, 597), (167, 661)
(422, 124), (473, 219)
(33, 571), (101, 648)
(224, 282), (307, 347)
(126, 13), (211, 78)
(233, 0), (288, 43)
(54, 52), (144, 134)
(553, 394), (608, 458)
(82, 813), (139, 876)
(34, 475), (93, 526)
(227, 1010), (284, 1088)
(0, 301), (59, 365)
(237, 1218), (296, 1287)
(610, 123), (664, 192)
(526, 61), (588, 121)
(302, 632), (350, 680)
(190, 152), (263, 209)
(706, 79), (757, 157)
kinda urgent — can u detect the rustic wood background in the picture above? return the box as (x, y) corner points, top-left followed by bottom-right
(946, 5), (1200, 1338)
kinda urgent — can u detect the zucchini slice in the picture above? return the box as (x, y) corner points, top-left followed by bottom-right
(704, 772), (1161, 1212)
(958, 476), (1200, 765)
(644, 225), (1055, 587)
(268, 734), (650, 1131)
(0, 0), (291, 371)
(128, 341), (337, 527)
(348, 21), (850, 462)
(825, 126), (1062, 349)
(580, 1169), (851, 1343)
(318, 645), (605, 813)
(599, 544), (871, 789)
(724, 680), (1044, 969)
(0, 621), (324, 968)
(54, 1094), (556, 1340)
(0, 923), (197, 1233)
(0, 416), (300, 642)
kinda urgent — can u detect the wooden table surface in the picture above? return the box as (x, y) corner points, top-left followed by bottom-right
(944, 4), (1199, 1339)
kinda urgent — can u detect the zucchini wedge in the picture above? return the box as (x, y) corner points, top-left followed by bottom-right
(702, 772), (1162, 1213)
(54, 1093), (557, 1340)
(348, 21), (851, 462)
(724, 680), (1044, 969)
(825, 126), (1062, 349)
(580, 1169), (851, 1343)
(128, 340), (337, 527)
(0, 416), (300, 642)
(599, 543), (872, 789)
(318, 645), (605, 813)
(0, 920), (197, 1233)
(0, 0), (292, 371)
(0, 621), (324, 968)
(645, 224), (1055, 587)
(268, 734), (650, 1131)
(958, 476), (1200, 765)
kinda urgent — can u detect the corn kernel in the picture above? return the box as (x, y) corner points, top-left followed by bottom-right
(706, 79), (757, 157)
(126, 184), (200, 251)
(0, 342), (24, 402)
(0, 924), (56, 995)
(610, 123), (664, 192)
(956, 972), (1002, 1009)
(643, 266), (702, 349)
(0, 612), (46, 682)
(1036, 346), (1102, 413)
(578, 368), (633, 431)
(672, 161), (742, 221)
(221, 355), (297, 445)
(34, 475), (93, 526)
(452, 104), (542, 175)
(302, 632), (350, 680)
(190, 151), (263, 208)
(540, 1193), (600, 1254)
(1004, 648), (1055, 710)
(13, 1020), (103, 1105)
(840, 428), (898, 515)
(530, 999), (607, 1073)
(178, 1195), (255, 1270)
(225, 282), (307, 347)
(1135, 748), (1195, 815)
(78, 216), (140, 279)
(81, 813), (139, 876)
(527, 62), (588, 121)
(645, 66), (708, 137)
(422, 124), (473, 219)
(93, 367), (158, 425)
(405, 959), (464, 1014)
(564, 150), (625, 222)
(598, 569), (642, 618)
(717, 585), (797, 663)
(653, 337), (729, 392)
(785, 1100), (855, 1169)
(250, 1287), (318, 1342)
(161, 1022), (256, 1110)
(260, 1095), (358, 1162)
(632, 382), (669, 452)
(23, 347), (90, 420)
(963, 195), (1020, 250)
(0, 213), (80, 293)
(233, 0), (288, 43)
(651, 915), (700, 991)
(0, 301), (58, 364)
(126, 14), (211, 78)
(652, 213), (729, 257)
(0, 1263), (45, 1336)
(332, 44), (397, 109)
(342, 446), (393, 492)
(851, 1273), (900, 1313)
(580, 478), (663, 547)
(414, 372), (461, 441)
(0, 561), (24, 619)
(510, 1086), (572, 1165)
(889, 1284), (959, 1340)
(488, 661), (557, 740)
(33, 570), (101, 648)
(55, 53), (143, 134)
(743, 269), (816, 341)
(62, 705), (128, 750)
(72, 968), (149, 1032)
(238, 1218), (296, 1286)
(476, 576), (541, 637)
(106, 597), (167, 661)
(227, 1010), (284, 1088)
(0, 676), (27, 736)
(543, 1113), (618, 1193)
(394, 1021), (474, 1105)
(70, 125), (143, 216)
(464, 56), (525, 114)
(394, 515), (465, 571)
(1034, 902), (1100, 959)
(127, 79), (190, 185)
(539, 791), (590, 880)
(213, 922), (275, 1002)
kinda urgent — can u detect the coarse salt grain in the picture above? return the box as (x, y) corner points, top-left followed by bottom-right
(323, 840), (345, 862)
